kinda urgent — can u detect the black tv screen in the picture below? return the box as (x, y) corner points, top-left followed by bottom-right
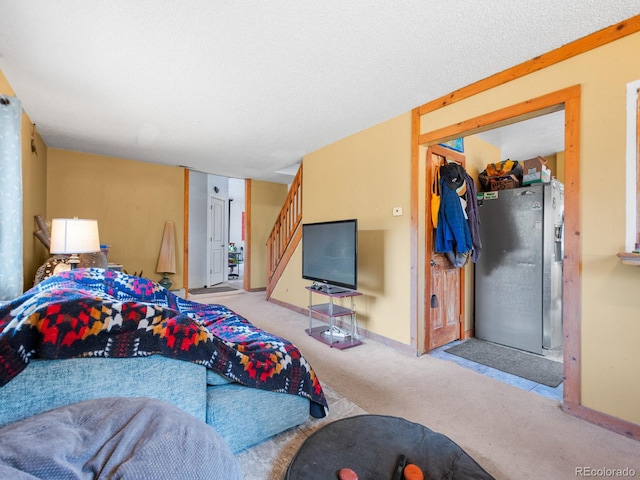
(302, 219), (358, 291)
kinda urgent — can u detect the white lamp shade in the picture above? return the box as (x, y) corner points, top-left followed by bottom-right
(50, 218), (101, 254)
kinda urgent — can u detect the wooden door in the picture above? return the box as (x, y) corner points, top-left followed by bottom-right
(425, 145), (465, 351)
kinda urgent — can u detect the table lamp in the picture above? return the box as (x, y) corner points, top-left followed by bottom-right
(156, 221), (176, 289)
(50, 218), (101, 268)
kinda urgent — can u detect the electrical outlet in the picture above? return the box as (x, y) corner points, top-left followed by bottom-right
(392, 207), (403, 216)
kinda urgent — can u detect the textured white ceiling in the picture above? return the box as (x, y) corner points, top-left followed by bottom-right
(1, 2), (639, 183)
(476, 110), (565, 162)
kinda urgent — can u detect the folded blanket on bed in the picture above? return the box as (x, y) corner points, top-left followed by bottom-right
(0, 268), (326, 416)
(0, 397), (243, 480)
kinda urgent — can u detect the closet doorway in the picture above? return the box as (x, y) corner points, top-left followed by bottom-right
(418, 85), (581, 409)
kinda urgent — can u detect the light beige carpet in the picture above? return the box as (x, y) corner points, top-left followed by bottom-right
(204, 291), (640, 480)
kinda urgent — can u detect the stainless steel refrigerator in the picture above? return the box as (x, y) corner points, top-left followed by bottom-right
(474, 180), (564, 355)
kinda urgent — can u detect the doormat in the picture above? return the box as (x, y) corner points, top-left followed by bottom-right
(188, 286), (238, 295)
(444, 338), (563, 388)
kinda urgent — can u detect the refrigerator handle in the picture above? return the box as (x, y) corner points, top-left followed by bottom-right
(554, 220), (564, 262)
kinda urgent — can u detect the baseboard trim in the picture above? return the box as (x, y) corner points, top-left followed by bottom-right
(354, 325), (417, 356)
(564, 401), (640, 441)
(267, 296), (306, 314)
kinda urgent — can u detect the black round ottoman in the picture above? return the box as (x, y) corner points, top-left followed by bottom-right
(285, 414), (494, 480)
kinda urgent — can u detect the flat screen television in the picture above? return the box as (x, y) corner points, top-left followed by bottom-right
(302, 219), (358, 291)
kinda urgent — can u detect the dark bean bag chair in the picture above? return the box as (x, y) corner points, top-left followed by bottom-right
(286, 414), (494, 479)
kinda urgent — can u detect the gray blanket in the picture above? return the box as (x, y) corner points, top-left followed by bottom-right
(0, 397), (242, 480)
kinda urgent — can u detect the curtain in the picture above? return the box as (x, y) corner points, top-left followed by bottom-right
(0, 95), (23, 300)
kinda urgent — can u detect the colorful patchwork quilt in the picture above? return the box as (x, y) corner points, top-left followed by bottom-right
(0, 268), (327, 416)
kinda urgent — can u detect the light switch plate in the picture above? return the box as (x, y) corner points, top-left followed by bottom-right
(393, 207), (403, 216)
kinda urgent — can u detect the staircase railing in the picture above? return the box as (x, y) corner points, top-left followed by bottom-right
(266, 164), (303, 298)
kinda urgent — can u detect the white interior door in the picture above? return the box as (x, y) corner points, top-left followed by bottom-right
(209, 197), (225, 285)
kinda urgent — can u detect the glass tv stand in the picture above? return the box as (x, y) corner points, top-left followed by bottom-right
(305, 284), (362, 349)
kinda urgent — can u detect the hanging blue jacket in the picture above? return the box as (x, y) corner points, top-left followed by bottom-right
(436, 169), (473, 256)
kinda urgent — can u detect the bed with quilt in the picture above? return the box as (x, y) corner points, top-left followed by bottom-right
(0, 268), (328, 469)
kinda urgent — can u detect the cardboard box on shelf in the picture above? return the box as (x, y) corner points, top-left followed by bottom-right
(522, 156), (551, 185)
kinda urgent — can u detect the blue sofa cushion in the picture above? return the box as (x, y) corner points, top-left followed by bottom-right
(207, 382), (310, 453)
(0, 356), (207, 428)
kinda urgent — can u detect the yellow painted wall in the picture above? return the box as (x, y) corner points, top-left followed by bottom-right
(46, 149), (185, 287)
(420, 32), (640, 424)
(1, 70), (49, 291)
(272, 112), (413, 344)
(248, 180), (288, 290)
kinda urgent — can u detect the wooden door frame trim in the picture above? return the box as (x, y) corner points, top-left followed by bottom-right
(417, 85), (581, 411)
(424, 145), (466, 352)
(410, 109), (420, 352)
(415, 85), (640, 440)
(419, 87), (572, 146)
